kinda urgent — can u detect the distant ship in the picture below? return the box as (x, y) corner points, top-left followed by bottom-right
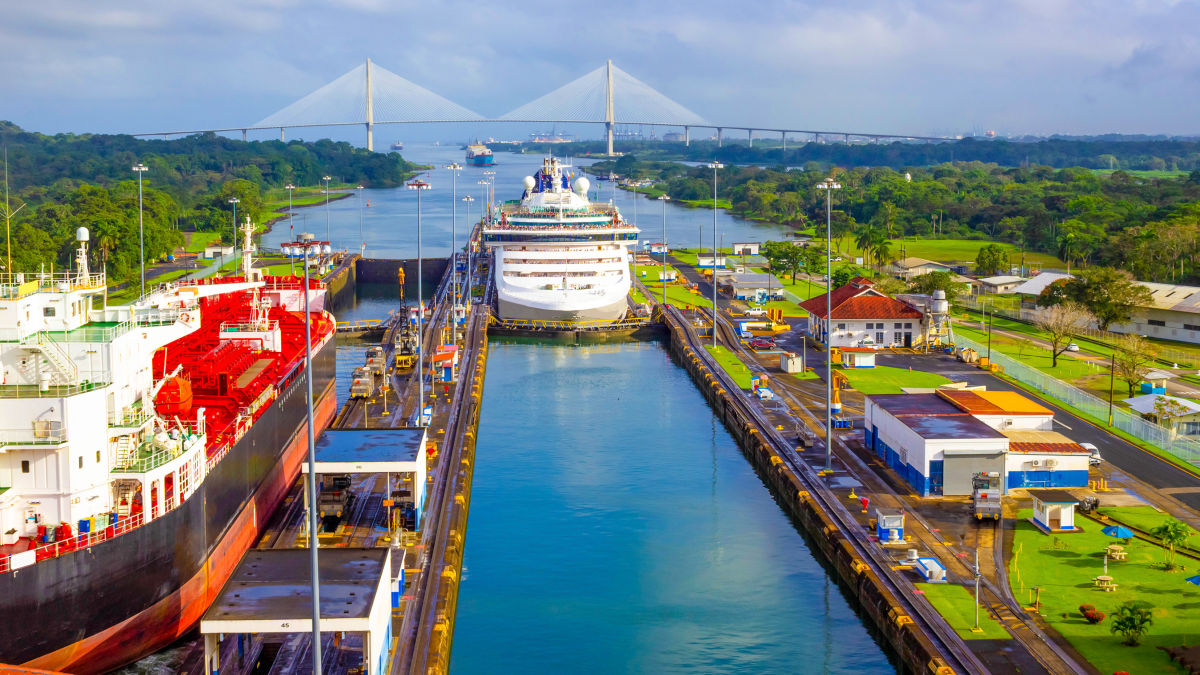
(390, 141), (404, 151)
(466, 143), (494, 167)
(484, 156), (639, 323)
(0, 220), (336, 673)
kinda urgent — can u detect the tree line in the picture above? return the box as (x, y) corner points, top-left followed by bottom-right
(0, 121), (422, 283)
(523, 136), (1200, 172)
(596, 156), (1200, 283)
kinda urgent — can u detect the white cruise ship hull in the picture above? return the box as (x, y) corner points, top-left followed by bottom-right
(496, 286), (630, 323)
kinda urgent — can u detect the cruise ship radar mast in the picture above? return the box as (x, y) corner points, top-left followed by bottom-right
(74, 226), (90, 281)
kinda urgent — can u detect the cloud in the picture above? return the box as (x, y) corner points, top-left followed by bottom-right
(2, 0), (1200, 136)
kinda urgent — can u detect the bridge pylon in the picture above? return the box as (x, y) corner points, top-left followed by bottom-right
(365, 57), (375, 151)
(605, 59), (615, 156)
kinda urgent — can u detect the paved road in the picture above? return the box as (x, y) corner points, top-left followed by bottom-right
(881, 351), (1200, 510)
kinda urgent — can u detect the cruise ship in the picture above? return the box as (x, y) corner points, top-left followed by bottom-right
(484, 157), (639, 323)
(0, 219), (336, 673)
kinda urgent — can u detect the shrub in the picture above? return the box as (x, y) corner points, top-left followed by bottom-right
(1084, 610), (1106, 624)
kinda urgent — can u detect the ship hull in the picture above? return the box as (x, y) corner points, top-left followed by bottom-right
(497, 295), (629, 323)
(0, 336), (337, 674)
(468, 155), (494, 166)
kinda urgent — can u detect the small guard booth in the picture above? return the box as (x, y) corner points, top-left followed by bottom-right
(201, 548), (391, 675)
(303, 428), (428, 534)
(1030, 489), (1079, 533)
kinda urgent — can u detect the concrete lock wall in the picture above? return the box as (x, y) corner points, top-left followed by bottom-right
(356, 258), (449, 295)
(662, 315), (954, 675)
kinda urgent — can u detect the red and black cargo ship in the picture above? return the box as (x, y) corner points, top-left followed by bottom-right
(0, 276), (336, 673)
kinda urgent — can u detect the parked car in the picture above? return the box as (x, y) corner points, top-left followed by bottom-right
(748, 337), (776, 350)
(1066, 342), (1080, 352)
(1080, 442), (1103, 466)
(744, 307), (768, 317)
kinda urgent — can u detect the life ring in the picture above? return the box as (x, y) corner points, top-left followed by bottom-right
(180, 313), (191, 323)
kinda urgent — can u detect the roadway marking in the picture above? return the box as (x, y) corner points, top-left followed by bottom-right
(1054, 419), (1073, 430)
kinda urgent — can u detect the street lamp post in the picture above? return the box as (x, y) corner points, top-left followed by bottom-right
(483, 171), (495, 219)
(817, 177), (841, 472)
(132, 164), (148, 297)
(227, 197), (240, 276)
(477, 179), (489, 226)
(707, 162), (724, 348)
(284, 232), (330, 674)
(285, 183), (296, 276)
(462, 195), (475, 303)
(356, 185), (365, 258)
(445, 163), (462, 304)
(657, 194), (670, 305)
(322, 175), (332, 242)
(407, 179), (431, 425)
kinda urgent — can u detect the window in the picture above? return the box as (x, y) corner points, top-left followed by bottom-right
(905, 323), (912, 329)
(875, 331), (885, 344)
(894, 331), (902, 344)
(96, 450), (102, 463)
(78, 456), (83, 469)
(21, 460), (30, 473)
(1148, 319), (1166, 327)
(42, 307), (55, 317)
(1185, 324), (1200, 332)
(837, 323), (846, 331)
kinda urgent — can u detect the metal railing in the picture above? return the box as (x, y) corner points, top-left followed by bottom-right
(0, 422), (66, 446)
(111, 433), (203, 474)
(953, 332), (1200, 466)
(0, 381), (107, 399)
(0, 271), (106, 300)
(0, 511), (144, 576)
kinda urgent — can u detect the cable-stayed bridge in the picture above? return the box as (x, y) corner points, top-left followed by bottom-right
(134, 59), (952, 153)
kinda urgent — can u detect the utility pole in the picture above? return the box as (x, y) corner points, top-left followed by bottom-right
(322, 175), (332, 243)
(1108, 351), (1116, 425)
(974, 549), (982, 632)
(445, 163), (462, 304)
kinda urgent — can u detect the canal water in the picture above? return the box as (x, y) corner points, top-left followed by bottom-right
(449, 339), (893, 674)
(262, 144), (794, 256)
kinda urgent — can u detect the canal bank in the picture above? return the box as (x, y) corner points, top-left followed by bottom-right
(658, 306), (975, 673)
(450, 336), (894, 674)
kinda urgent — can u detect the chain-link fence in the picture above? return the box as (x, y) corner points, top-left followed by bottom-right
(958, 296), (1199, 368)
(953, 332), (1200, 467)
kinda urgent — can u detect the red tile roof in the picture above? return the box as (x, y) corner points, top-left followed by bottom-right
(798, 280), (922, 320)
(1009, 443), (1089, 454)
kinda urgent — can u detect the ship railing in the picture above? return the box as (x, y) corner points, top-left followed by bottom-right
(490, 315), (653, 332)
(0, 381), (107, 399)
(0, 271), (106, 300)
(219, 320), (280, 334)
(110, 434), (200, 473)
(0, 510), (146, 576)
(108, 406), (153, 429)
(132, 306), (185, 327)
(0, 422), (66, 447)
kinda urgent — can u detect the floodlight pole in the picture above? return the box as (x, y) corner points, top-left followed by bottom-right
(445, 163), (462, 304)
(407, 179), (431, 425)
(462, 195), (475, 303)
(322, 175), (332, 242)
(658, 194), (670, 305)
(298, 232), (323, 673)
(708, 162), (724, 348)
(285, 183), (296, 276)
(132, 164), (148, 296)
(818, 178), (841, 472)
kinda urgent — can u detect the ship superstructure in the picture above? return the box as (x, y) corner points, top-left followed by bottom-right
(0, 220), (336, 673)
(484, 157), (639, 323)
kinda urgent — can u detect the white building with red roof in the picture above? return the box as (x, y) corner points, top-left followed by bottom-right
(798, 277), (926, 348)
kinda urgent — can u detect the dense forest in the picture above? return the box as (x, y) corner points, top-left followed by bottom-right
(0, 121), (421, 283)
(520, 137), (1200, 172)
(591, 155), (1200, 284)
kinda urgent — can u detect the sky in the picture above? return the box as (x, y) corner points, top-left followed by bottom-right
(2, 0), (1199, 142)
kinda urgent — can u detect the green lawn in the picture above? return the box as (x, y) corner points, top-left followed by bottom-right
(952, 322), (1117, 398)
(915, 583), (1011, 640)
(839, 364), (951, 394)
(183, 231), (222, 254)
(678, 197), (733, 210)
(639, 279), (714, 310)
(1094, 507), (1184, 539)
(1092, 169), (1190, 179)
(837, 237), (1066, 269)
(1008, 509), (1200, 674)
(704, 344), (754, 389)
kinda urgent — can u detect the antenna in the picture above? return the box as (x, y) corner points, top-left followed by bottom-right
(2, 146), (27, 273)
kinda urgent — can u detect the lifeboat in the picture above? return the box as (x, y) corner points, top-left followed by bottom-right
(155, 375), (194, 415)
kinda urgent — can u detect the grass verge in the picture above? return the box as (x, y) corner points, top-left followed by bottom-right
(915, 583), (1011, 640)
(839, 364), (951, 394)
(704, 344), (753, 389)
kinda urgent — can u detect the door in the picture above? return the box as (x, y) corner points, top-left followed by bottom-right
(904, 332), (913, 348)
(928, 460), (944, 496)
(1049, 506), (1061, 530)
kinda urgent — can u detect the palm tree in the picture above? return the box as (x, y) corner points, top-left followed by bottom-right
(854, 225), (877, 267)
(1149, 519), (1194, 570)
(872, 235), (893, 274)
(1110, 602), (1153, 646)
